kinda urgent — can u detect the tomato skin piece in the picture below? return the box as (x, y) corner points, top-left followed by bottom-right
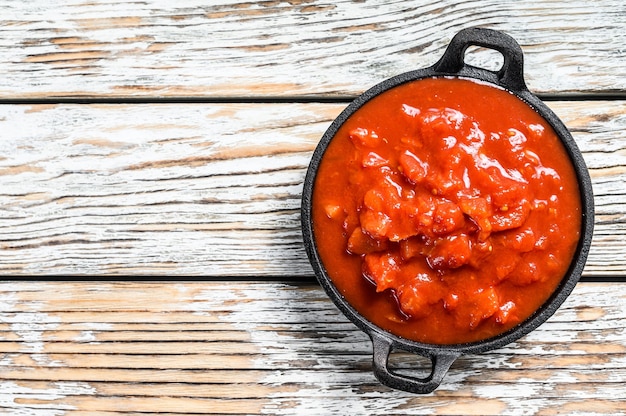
(399, 150), (428, 183)
(347, 227), (389, 255)
(490, 199), (532, 232)
(350, 127), (381, 148)
(362, 151), (388, 168)
(495, 301), (518, 325)
(323, 204), (344, 220)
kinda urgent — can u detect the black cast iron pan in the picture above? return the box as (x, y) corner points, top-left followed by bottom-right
(301, 27), (594, 394)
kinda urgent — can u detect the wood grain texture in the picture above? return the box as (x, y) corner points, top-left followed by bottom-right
(0, 0), (625, 98)
(0, 101), (625, 276)
(2, 1), (625, 414)
(0, 281), (624, 415)
(0, 102), (335, 276)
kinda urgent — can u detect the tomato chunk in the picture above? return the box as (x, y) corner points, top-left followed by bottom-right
(427, 234), (472, 270)
(399, 150), (428, 183)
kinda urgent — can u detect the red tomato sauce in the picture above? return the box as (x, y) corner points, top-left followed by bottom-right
(312, 77), (582, 344)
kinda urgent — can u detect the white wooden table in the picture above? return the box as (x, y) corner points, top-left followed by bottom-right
(1, 1), (625, 414)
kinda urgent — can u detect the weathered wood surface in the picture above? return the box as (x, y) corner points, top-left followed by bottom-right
(0, 0), (625, 98)
(1, 0), (626, 414)
(0, 101), (625, 276)
(0, 281), (624, 415)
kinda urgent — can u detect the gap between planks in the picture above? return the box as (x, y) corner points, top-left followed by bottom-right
(1, 92), (626, 105)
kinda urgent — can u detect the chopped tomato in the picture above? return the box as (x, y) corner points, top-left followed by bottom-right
(312, 77), (581, 344)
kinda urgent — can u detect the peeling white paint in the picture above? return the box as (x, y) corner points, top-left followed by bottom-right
(7, 313), (61, 365)
(0, 287), (98, 415)
(73, 331), (98, 343)
(0, 381), (96, 416)
(187, 283), (626, 414)
(193, 284), (439, 414)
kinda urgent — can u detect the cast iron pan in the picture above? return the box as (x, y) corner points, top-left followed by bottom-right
(301, 27), (594, 394)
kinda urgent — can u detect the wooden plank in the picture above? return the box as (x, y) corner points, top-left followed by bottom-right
(0, 103), (334, 276)
(0, 101), (625, 276)
(0, 281), (624, 415)
(0, 0), (625, 98)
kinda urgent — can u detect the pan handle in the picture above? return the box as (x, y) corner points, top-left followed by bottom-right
(371, 332), (460, 394)
(432, 27), (527, 92)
